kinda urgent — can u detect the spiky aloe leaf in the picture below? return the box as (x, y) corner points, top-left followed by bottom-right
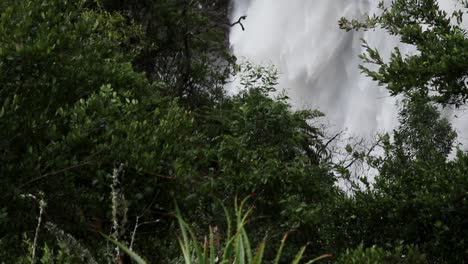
(250, 240), (266, 264)
(175, 204), (205, 264)
(175, 205), (192, 264)
(273, 233), (289, 264)
(209, 226), (215, 264)
(291, 245), (307, 264)
(304, 254), (333, 264)
(177, 237), (192, 264)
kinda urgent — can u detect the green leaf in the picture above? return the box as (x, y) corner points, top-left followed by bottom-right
(291, 245), (307, 264)
(249, 240), (265, 264)
(304, 254), (333, 264)
(102, 234), (147, 264)
(273, 234), (288, 264)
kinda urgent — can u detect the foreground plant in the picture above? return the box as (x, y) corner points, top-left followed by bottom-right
(109, 197), (332, 264)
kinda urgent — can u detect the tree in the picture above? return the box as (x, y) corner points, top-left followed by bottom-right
(327, 2), (468, 260)
(380, 96), (456, 168)
(340, 0), (468, 106)
(0, 0), (194, 260)
(325, 98), (467, 262)
(188, 63), (340, 260)
(100, 0), (236, 107)
(0, 1), (338, 261)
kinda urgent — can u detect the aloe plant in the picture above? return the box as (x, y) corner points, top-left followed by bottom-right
(108, 197), (332, 264)
(175, 197), (331, 264)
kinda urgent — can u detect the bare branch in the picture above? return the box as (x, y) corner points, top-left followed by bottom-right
(129, 217), (160, 250)
(19, 161), (95, 189)
(318, 132), (343, 156)
(21, 192), (46, 264)
(230, 15), (247, 31)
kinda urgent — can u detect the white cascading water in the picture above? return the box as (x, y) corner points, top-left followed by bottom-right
(229, 0), (468, 145)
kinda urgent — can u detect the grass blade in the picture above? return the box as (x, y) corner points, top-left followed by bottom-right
(178, 237), (192, 264)
(241, 228), (252, 263)
(291, 245), (307, 264)
(273, 233), (288, 264)
(304, 254), (333, 264)
(250, 240), (266, 264)
(175, 205), (192, 264)
(176, 204), (206, 264)
(102, 234), (147, 264)
(209, 226), (215, 264)
(236, 232), (246, 264)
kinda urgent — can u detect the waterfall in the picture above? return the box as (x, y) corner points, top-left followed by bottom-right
(229, 0), (468, 145)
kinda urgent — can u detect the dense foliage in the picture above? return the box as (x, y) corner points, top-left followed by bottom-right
(340, 0), (468, 106)
(0, 0), (467, 263)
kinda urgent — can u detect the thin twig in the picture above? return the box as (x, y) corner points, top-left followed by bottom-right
(19, 160), (94, 189)
(21, 192), (46, 264)
(129, 216), (140, 251)
(142, 170), (175, 180)
(110, 164), (127, 262)
(137, 189), (160, 217)
(230, 15), (247, 31)
(129, 217), (160, 250)
(318, 132), (342, 156)
(344, 141), (379, 170)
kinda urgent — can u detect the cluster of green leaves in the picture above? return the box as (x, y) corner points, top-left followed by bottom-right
(16, 235), (90, 264)
(0, 0), (194, 261)
(0, 0), (138, 229)
(340, 0), (468, 106)
(335, 244), (427, 264)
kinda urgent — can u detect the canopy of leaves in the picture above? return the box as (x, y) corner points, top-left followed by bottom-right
(100, 0), (236, 107)
(340, 0), (468, 106)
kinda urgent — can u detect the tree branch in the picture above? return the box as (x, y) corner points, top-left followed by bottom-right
(318, 132), (342, 157)
(230, 15), (247, 31)
(19, 161), (95, 189)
